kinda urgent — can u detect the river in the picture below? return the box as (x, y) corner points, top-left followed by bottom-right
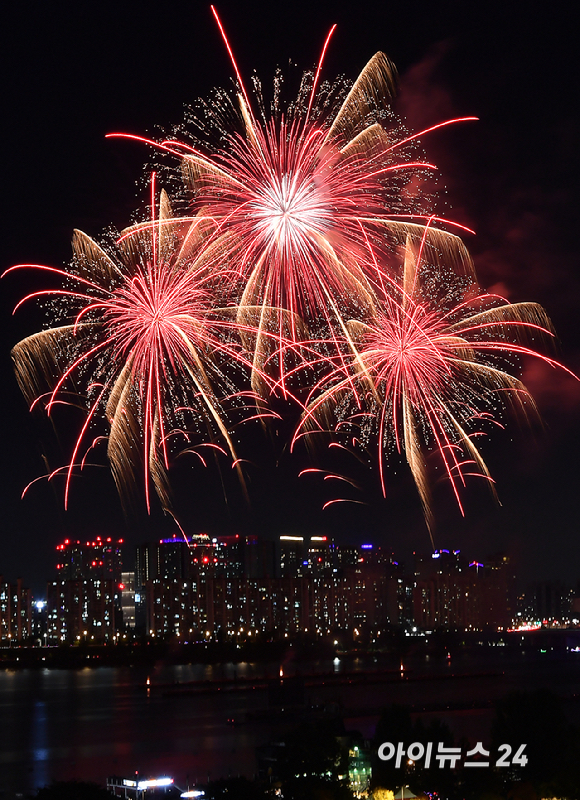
(0, 647), (578, 794)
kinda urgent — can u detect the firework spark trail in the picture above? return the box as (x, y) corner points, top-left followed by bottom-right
(5, 184), (274, 512)
(108, 12), (479, 404)
(294, 235), (572, 533)
(7, 8), (575, 539)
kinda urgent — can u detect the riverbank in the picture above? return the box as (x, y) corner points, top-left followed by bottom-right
(2, 627), (578, 669)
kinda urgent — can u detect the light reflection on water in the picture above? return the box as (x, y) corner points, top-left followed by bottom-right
(30, 698), (49, 787)
(0, 650), (578, 794)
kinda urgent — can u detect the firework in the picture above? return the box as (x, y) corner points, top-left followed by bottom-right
(294, 232), (570, 532)
(7, 9), (573, 537)
(109, 10), (477, 400)
(6, 181), (261, 512)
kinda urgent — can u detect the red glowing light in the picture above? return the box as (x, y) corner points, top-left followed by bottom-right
(7, 184), (264, 513)
(295, 232), (572, 533)
(5, 12), (575, 541)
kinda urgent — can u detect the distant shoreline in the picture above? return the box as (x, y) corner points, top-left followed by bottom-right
(1, 627), (578, 670)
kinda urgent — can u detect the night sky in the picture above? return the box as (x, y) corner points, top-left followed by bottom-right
(1, 1), (579, 596)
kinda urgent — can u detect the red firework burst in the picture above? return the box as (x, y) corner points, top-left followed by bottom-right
(7, 8), (574, 540)
(295, 234), (573, 532)
(108, 10), (476, 397)
(5, 180), (260, 512)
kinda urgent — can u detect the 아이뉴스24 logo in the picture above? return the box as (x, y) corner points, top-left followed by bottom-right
(378, 741), (528, 769)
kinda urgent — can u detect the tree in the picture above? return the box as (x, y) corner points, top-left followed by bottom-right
(277, 720), (353, 800)
(491, 688), (580, 798)
(372, 704), (456, 796)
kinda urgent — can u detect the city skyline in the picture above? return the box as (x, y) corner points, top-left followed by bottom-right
(3, 532), (577, 647)
(2, 2), (579, 597)
(1, 533), (567, 641)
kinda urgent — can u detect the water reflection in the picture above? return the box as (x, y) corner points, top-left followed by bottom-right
(30, 699), (49, 785)
(0, 650), (578, 794)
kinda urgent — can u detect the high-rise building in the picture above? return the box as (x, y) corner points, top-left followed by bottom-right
(120, 572), (136, 630)
(412, 550), (517, 631)
(279, 536), (306, 577)
(303, 536), (333, 574)
(141, 540), (403, 639)
(524, 579), (570, 624)
(0, 576), (32, 643)
(46, 579), (117, 642)
(145, 579), (199, 639)
(55, 536), (123, 583)
(50, 536), (124, 640)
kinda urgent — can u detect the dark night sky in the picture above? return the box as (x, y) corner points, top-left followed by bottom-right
(1, 1), (579, 596)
